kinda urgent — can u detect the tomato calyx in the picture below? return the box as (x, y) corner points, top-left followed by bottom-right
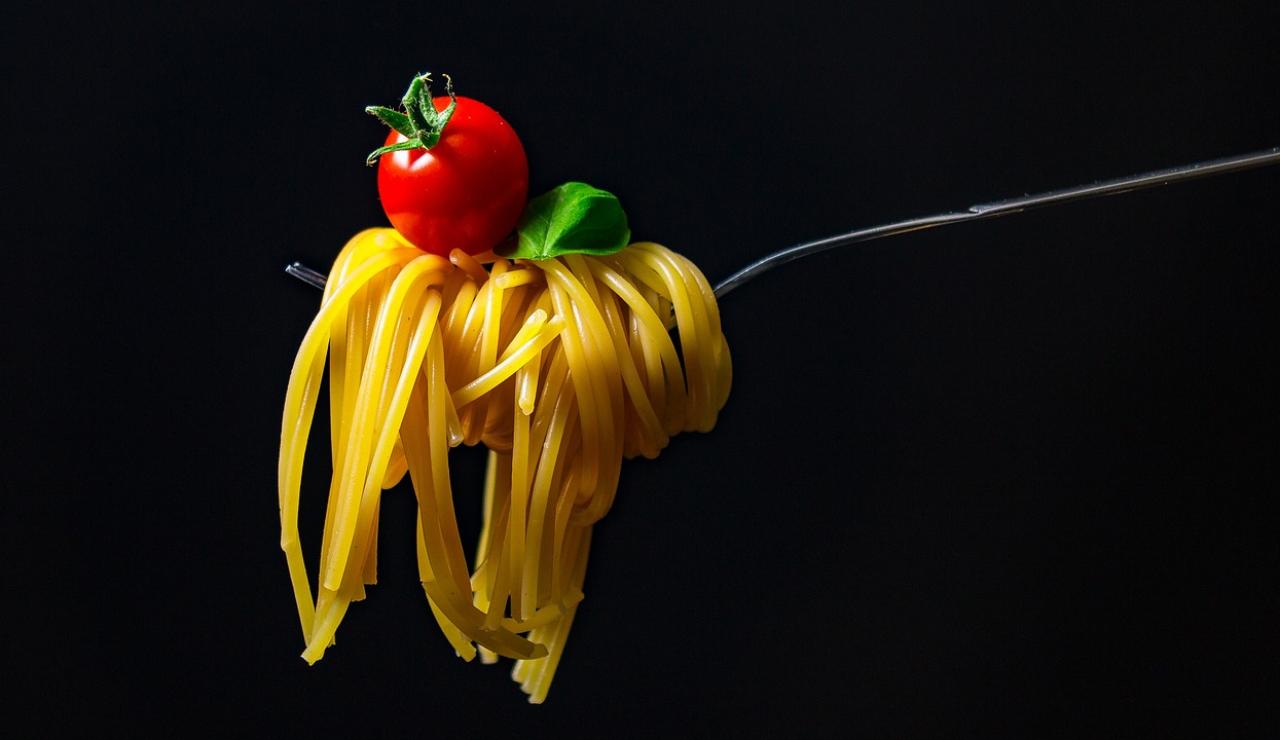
(365, 72), (458, 165)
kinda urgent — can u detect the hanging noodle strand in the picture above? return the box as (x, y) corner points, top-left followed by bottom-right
(278, 228), (731, 702)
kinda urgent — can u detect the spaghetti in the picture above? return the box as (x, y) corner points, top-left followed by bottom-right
(278, 227), (731, 702)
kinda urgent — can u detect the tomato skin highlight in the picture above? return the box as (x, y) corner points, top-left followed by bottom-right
(376, 95), (529, 256)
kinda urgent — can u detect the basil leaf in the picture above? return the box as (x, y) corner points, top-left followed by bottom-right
(505, 182), (631, 260)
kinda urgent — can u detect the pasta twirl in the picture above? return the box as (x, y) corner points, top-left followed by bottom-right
(278, 227), (731, 702)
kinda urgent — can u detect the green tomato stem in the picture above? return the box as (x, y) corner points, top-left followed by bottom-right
(365, 72), (457, 166)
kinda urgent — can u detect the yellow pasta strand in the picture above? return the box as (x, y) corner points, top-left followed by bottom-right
(278, 227), (731, 701)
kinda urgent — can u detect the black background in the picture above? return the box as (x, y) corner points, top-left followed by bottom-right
(7, 1), (1279, 736)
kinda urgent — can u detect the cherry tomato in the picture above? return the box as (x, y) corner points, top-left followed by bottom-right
(376, 95), (528, 256)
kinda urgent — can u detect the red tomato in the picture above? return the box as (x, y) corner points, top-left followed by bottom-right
(376, 96), (528, 256)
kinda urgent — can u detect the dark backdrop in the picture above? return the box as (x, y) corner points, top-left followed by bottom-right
(7, 1), (1279, 736)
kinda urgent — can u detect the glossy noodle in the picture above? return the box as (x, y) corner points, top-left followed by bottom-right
(278, 228), (731, 702)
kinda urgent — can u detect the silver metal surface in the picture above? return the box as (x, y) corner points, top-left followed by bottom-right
(284, 262), (328, 290)
(713, 147), (1280, 298)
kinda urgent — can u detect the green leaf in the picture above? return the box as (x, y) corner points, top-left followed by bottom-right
(402, 75), (432, 132)
(506, 182), (632, 260)
(364, 106), (414, 137)
(415, 79), (436, 126)
(365, 138), (423, 166)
